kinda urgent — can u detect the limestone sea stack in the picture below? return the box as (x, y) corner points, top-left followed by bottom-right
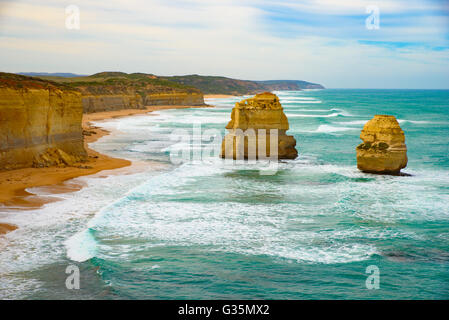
(356, 115), (408, 174)
(220, 92), (298, 160)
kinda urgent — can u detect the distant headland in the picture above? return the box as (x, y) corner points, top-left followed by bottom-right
(16, 72), (325, 95)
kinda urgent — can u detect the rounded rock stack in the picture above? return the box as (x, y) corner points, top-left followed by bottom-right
(356, 115), (408, 175)
(220, 92), (298, 160)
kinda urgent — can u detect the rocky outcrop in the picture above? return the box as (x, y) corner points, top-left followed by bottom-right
(356, 115), (408, 174)
(220, 92), (298, 160)
(0, 73), (87, 170)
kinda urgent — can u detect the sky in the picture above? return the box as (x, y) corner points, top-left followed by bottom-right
(0, 0), (448, 88)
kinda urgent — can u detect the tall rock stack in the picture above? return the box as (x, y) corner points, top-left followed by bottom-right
(220, 92), (298, 160)
(356, 115), (408, 175)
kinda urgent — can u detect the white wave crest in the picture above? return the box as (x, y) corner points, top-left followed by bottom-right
(286, 111), (350, 118)
(316, 124), (358, 133)
(65, 229), (98, 262)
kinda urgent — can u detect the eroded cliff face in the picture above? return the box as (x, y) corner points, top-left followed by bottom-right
(81, 92), (205, 113)
(144, 92), (205, 106)
(221, 92), (298, 160)
(0, 74), (87, 169)
(82, 94), (144, 113)
(356, 115), (408, 174)
(71, 73), (206, 113)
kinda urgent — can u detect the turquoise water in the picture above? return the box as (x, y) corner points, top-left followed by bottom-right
(1, 89), (448, 299)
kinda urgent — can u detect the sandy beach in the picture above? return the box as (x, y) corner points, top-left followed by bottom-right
(204, 94), (236, 99)
(0, 104), (212, 224)
(0, 223), (17, 235)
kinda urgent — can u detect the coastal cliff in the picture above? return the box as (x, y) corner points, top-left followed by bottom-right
(144, 92), (204, 106)
(0, 73), (87, 170)
(221, 92), (298, 159)
(81, 92), (205, 113)
(82, 94), (144, 113)
(356, 115), (408, 174)
(35, 72), (206, 113)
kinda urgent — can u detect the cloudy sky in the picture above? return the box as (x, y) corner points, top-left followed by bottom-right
(0, 0), (448, 88)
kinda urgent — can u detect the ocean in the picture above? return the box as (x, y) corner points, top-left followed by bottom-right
(1, 89), (448, 299)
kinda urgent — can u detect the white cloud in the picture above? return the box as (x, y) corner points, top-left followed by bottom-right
(0, 0), (448, 88)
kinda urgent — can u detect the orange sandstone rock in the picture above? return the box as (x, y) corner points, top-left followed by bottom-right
(356, 115), (408, 174)
(220, 92), (298, 160)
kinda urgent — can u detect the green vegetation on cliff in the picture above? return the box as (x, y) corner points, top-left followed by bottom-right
(21, 72), (325, 95)
(37, 72), (201, 95)
(0, 72), (74, 91)
(161, 75), (262, 95)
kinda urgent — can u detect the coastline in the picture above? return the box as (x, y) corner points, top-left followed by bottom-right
(0, 104), (213, 233)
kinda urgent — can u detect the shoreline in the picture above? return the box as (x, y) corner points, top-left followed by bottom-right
(204, 94), (236, 99)
(0, 104), (213, 234)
